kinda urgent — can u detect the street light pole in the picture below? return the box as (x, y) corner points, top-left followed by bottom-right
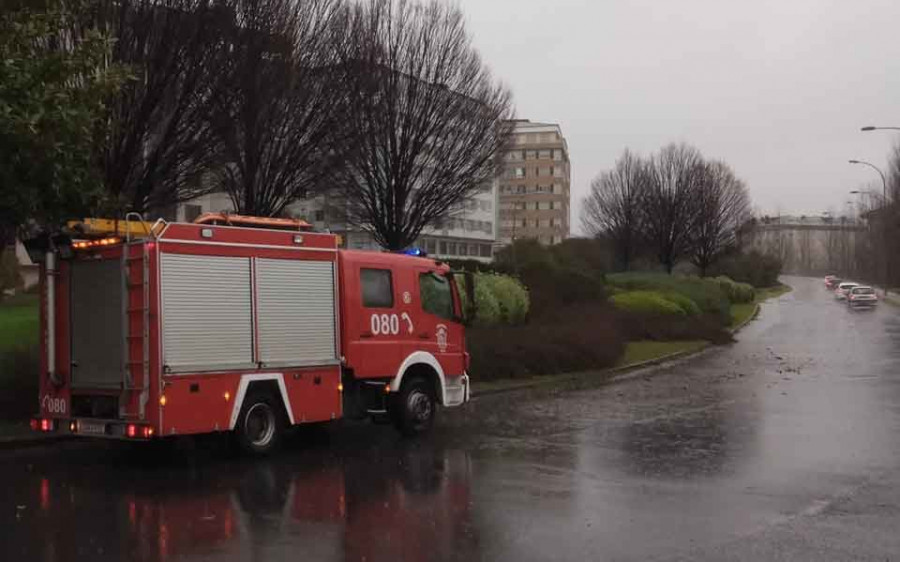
(861, 126), (900, 132)
(849, 159), (889, 296)
(848, 159), (887, 203)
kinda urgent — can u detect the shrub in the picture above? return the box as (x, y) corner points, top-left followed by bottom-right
(494, 239), (607, 317)
(709, 250), (782, 288)
(466, 304), (625, 380)
(457, 272), (529, 326)
(616, 312), (734, 345)
(0, 345), (38, 421)
(607, 272), (731, 324)
(610, 291), (686, 316)
(472, 276), (500, 325)
(713, 276), (756, 303)
(483, 274), (529, 324)
(660, 292), (702, 315)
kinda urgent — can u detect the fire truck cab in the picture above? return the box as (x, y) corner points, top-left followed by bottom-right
(26, 215), (471, 454)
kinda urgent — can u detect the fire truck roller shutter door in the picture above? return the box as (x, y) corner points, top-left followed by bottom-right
(161, 254), (254, 372)
(255, 258), (337, 366)
(391, 351), (446, 406)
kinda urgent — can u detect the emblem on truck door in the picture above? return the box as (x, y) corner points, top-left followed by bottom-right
(436, 324), (448, 352)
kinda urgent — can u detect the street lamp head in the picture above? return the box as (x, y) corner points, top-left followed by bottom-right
(850, 190), (861, 194)
(861, 126), (876, 132)
(849, 159), (861, 164)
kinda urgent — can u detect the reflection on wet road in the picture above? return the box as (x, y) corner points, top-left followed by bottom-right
(5, 276), (900, 561)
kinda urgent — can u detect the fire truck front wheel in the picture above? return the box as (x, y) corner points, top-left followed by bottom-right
(390, 377), (437, 437)
(235, 390), (286, 456)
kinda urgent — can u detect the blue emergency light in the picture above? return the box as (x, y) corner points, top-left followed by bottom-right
(401, 247), (427, 257)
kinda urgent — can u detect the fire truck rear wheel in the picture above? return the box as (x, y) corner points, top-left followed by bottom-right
(235, 391), (285, 456)
(391, 377), (436, 437)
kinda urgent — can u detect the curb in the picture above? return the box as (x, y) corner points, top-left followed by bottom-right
(0, 432), (72, 451)
(472, 343), (712, 399)
(728, 303), (761, 334)
(473, 296), (772, 400)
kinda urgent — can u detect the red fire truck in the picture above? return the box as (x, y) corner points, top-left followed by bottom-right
(25, 214), (472, 454)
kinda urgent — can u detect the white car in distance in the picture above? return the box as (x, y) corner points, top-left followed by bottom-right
(835, 282), (858, 300)
(847, 286), (878, 308)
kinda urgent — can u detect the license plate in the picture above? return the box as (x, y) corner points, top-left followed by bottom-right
(78, 420), (107, 435)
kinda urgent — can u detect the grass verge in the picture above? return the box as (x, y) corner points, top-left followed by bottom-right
(729, 283), (792, 329)
(0, 294), (38, 353)
(616, 340), (707, 367)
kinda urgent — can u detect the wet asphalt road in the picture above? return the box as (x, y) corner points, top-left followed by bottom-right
(4, 275), (900, 561)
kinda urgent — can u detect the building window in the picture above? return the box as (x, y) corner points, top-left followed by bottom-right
(439, 241), (448, 254)
(480, 244), (492, 258)
(517, 185), (526, 194)
(361, 269), (393, 308)
(419, 272), (453, 320)
(515, 167), (525, 178)
(448, 242), (457, 255)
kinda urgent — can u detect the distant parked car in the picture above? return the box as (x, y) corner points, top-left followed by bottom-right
(824, 275), (835, 287)
(835, 282), (858, 300)
(825, 276), (842, 290)
(848, 286), (878, 308)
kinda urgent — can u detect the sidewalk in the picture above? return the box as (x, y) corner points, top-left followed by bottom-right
(0, 420), (69, 449)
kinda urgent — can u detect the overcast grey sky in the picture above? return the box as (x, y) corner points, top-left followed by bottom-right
(458, 0), (900, 232)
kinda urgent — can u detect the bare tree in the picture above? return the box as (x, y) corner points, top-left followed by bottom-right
(331, 0), (513, 250)
(641, 143), (704, 273)
(689, 161), (750, 275)
(580, 150), (646, 271)
(209, 0), (352, 217)
(90, 0), (231, 215)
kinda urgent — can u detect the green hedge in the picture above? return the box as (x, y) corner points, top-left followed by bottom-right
(610, 291), (687, 316)
(713, 276), (755, 303)
(660, 292), (702, 315)
(607, 272), (731, 323)
(458, 272), (530, 326)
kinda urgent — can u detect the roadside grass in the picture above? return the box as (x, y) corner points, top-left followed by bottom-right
(617, 340), (707, 367)
(728, 282), (792, 329)
(756, 283), (793, 301)
(729, 302), (757, 329)
(0, 293), (39, 353)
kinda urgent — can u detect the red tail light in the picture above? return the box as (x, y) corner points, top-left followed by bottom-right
(126, 424), (137, 438)
(30, 418), (38, 431)
(40, 419), (52, 432)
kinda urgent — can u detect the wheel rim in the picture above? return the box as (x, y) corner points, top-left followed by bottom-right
(244, 403), (276, 447)
(406, 390), (433, 424)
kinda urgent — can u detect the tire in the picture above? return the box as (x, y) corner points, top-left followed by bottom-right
(389, 377), (437, 437)
(234, 390), (285, 456)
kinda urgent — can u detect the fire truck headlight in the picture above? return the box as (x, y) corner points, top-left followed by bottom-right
(337, 383), (343, 393)
(159, 395), (167, 407)
(223, 391), (231, 402)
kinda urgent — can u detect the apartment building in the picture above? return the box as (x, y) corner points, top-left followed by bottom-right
(289, 181), (498, 262)
(498, 120), (571, 245)
(163, 181), (498, 262)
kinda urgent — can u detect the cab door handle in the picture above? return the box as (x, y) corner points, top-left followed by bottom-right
(418, 332), (429, 339)
(361, 332), (373, 338)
